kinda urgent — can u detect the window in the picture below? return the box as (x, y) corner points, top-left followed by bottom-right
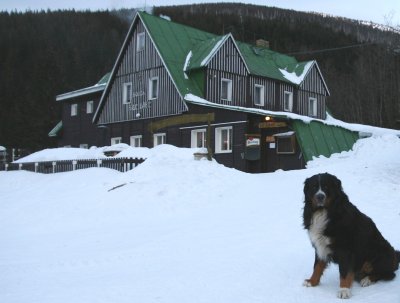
(137, 32), (145, 52)
(284, 91), (293, 112)
(215, 127), (232, 153)
(221, 78), (232, 101)
(153, 133), (166, 147)
(275, 133), (296, 154)
(309, 97), (318, 117)
(86, 101), (94, 114)
(123, 82), (132, 104)
(254, 84), (265, 106)
(111, 137), (122, 145)
(71, 104), (78, 116)
(149, 77), (159, 100)
(191, 129), (207, 148)
(79, 144), (89, 149)
(130, 135), (142, 147)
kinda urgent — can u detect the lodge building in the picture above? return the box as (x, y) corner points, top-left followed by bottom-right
(49, 11), (359, 173)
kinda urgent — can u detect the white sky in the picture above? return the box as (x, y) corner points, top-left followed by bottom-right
(0, 0), (399, 26)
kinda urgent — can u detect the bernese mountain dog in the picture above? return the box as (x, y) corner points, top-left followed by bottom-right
(302, 173), (400, 299)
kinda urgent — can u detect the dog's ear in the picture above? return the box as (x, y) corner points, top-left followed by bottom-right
(303, 177), (311, 195)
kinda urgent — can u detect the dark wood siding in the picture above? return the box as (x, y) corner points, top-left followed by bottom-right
(206, 38), (248, 107)
(249, 76), (276, 110)
(59, 91), (103, 147)
(98, 19), (186, 125)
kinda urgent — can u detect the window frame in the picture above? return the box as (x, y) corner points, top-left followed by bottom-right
(111, 137), (122, 145)
(130, 135), (142, 147)
(308, 97), (318, 117)
(153, 133), (166, 147)
(254, 84), (265, 106)
(221, 78), (232, 101)
(276, 134), (296, 154)
(137, 32), (145, 52)
(71, 103), (78, 116)
(148, 77), (159, 100)
(191, 128), (207, 148)
(123, 82), (132, 104)
(86, 100), (94, 114)
(283, 91), (293, 112)
(215, 126), (233, 154)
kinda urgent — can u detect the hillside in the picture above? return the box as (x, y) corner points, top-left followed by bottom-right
(0, 4), (399, 153)
(1, 136), (400, 302)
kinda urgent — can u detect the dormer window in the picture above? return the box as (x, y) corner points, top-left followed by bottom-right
(123, 82), (132, 104)
(309, 97), (318, 117)
(221, 78), (232, 101)
(86, 101), (94, 114)
(137, 32), (145, 52)
(254, 84), (265, 106)
(284, 91), (293, 112)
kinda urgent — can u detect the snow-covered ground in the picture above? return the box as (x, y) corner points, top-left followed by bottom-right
(1, 135), (400, 303)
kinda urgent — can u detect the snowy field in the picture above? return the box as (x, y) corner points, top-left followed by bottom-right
(1, 135), (400, 303)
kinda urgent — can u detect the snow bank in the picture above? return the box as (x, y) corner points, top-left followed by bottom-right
(1, 137), (399, 303)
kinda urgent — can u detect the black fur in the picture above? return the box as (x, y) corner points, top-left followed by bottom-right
(303, 173), (399, 295)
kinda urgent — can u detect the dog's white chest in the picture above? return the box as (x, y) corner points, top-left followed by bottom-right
(308, 210), (332, 261)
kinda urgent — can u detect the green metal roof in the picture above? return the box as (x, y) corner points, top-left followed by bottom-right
(292, 120), (359, 162)
(138, 12), (313, 95)
(48, 121), (62, 137)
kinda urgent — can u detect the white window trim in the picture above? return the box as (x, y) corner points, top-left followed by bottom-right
(86, 100), (94, 114)
(130, 135), (142, 147)
(215, 126), (233, 154)
(111, 137), (122, 145)
(153, 133), (166, 147)
(137, 32), (145, 52)
(221, 78), (232, 101)
(254, 84), (265, 106)
(309, 97), (318, 117)
(284, 91), (293, 112)
(71, 103), (78, 116)
(191, 128), (207, 148)
(149, 77), (159, 100)
(122, 82), (132, 104)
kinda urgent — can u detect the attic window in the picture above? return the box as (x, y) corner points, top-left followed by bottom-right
(137, 32), (145, 52)
(254, 84), (265, 106)
(221, 78), (232, 101)
(308, 97), (317, 117)
(123, 82), (132, 104)
(284, 91), (293, 112)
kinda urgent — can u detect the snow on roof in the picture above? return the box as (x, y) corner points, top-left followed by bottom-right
(0, 146), (5, 152)
(183, 50), (192, 79)
(184, 93), (400, 137)
(279, 61), (314, 85)
(200, 34), (229, 66)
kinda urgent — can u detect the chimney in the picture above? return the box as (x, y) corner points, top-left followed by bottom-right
(256, 39), (270, 49)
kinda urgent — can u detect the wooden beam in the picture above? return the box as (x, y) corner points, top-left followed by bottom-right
(149, 113), (215, 133)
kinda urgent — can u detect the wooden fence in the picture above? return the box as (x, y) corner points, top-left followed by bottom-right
(0, 158), (145, 174)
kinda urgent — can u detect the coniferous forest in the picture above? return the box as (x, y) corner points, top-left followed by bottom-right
(1, 3), (399, 152)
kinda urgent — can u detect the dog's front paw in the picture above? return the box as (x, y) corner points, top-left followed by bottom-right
(303, 279), (318, 287)
(337, 288), (351, 299)
(360, 276), (373, 287)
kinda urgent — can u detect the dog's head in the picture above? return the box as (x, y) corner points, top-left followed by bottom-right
(304, 173), (343, 210)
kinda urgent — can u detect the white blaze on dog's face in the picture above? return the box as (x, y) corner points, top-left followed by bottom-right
(304, 173), (341, 209)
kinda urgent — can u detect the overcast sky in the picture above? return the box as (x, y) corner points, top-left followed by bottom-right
(0, 0), (399, 26)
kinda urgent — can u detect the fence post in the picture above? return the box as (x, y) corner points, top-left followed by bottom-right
(19, 163), (23, 171)
(52, 161), (56, 174)
(5, 163), (8, 171)
(97, 159), (102, 168)
(35, 163), (38, 173)
(72, 160), (77, 171)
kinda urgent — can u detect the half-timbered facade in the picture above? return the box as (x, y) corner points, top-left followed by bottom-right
(52, 11), (360, 173)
